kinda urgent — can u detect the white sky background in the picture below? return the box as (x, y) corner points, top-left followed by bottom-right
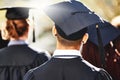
(1, 0), (63, 7)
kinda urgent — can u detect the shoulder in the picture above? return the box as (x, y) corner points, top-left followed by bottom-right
(96, 69), (113, 80)
(82, 60), (112, 80)
(81, 59), (100, 71)
(0, 47), (9, 52)
(24, 62), (47, 80)
(35, 51), (49, 61)
(24, 69), (36, 80)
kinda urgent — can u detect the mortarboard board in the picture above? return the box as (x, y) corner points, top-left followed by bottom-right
(0, 7), (30, 19)
(0, 7), (36, 42)
(88, 20), (120, 47)
(44, 1), (102, 40)
(87, 20), (120, 67)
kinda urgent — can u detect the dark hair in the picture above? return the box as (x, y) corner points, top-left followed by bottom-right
(6, 19), (29, 39)
(117, 25), (120, 29)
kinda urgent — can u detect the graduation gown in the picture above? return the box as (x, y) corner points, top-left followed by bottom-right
(82, 36), (120, 80)
(0, 32), (9, 49)
(24, 56), (112, 80)
(0, 44), (48, 80)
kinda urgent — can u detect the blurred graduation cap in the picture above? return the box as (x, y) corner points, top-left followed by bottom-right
(87, 20), (120, 67)
(0, 7), (36, 42)
(0, 7), (30, 19)
(44, 1), (102, 40)
(88, 20), (120, 47)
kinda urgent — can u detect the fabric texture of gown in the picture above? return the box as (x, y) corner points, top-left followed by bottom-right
(0, 43), (48, 80)
(24, 56), (112, 80)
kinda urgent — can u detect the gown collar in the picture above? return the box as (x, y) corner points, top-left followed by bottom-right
(53, 50), (81, 59)
(8, 40), (28, 46)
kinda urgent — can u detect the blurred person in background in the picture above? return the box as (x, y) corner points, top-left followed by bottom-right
(0, 7), (48, 80)
(0, 30), (9, 49)
(82, 18), (120, 80)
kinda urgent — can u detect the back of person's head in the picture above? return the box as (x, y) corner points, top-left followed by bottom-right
(0, 7), (30, 40)
(1, 19), (29, 40)
(53, 24), (87, 47)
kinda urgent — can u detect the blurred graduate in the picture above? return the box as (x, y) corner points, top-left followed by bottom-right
(24, 0), (112, 80)
(0, 7), (49, 80)
(0, 30), (9, 49)
(82, 16), (120, 80)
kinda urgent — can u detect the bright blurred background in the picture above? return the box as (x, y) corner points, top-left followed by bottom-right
(0, 0), (120, 54)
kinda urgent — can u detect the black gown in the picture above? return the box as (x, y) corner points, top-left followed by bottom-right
(24, 56), (112, 80)
(82, 37), (120, 80)
(0, 44), (48, 80)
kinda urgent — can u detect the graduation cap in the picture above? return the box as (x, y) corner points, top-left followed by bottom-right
(0, 7), (36, 42)
(44, 1), (102, 40)
(0, 7), (30, 19)
(88, 20), (120, 47)
(87, 20), (120, 67)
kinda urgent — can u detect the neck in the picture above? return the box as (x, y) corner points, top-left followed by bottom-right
(10, 36), (27, 41)
(56, 41), (80, 50)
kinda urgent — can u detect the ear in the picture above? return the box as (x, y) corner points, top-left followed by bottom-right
(52, 26), (57, 37)
(82, 33), (89, 44)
